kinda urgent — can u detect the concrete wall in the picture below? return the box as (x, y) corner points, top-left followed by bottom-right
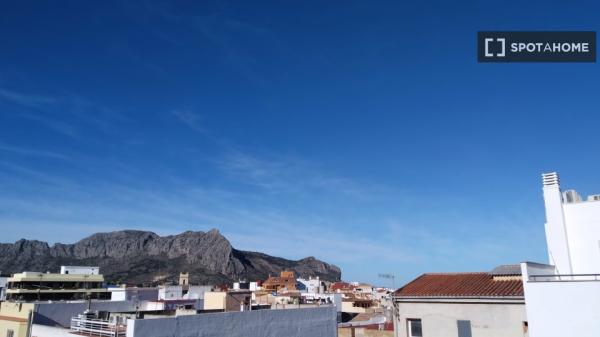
(184, 286), (211, 300)
(395, 301), (527, 337)
(0, 302), (34, 337)
(111, 287), (159, 301)
(342, 301), (368, 313)
(159, 286), (183, 300)
(521, 262), (600, 337)
(226, 292), (252, 312)
(31, 324), (74, 337)
(203, 292), (226, 311)
(127, 306), (337, 337)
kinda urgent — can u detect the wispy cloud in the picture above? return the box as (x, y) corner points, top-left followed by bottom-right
(0, 88), (56, 108)
(218, 150), (369, 198)
(0, 143), (70, 160)
(0, 166), (418, 278)
(0, 87), (125, 139)
(19, 112), (80, 138)
(171, 110), (205, 132)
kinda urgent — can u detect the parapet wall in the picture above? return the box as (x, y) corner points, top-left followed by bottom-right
(127, 306), (337, 337)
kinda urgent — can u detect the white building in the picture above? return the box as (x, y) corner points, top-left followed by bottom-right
(297, 277), (324, 294)
(233, 281), (259, 291)
(0, 274), (7, 301)
(521, 172), (600, 337)
(60, 266), (100, 275)
(158, 285), (183, 300)
(109, 287), (159, 302)
(393, 265), (527, 337)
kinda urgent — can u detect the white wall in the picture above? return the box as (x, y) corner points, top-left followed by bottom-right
(542, 182), (573, 274)
(542, 173), (600, 275)
(0, 277), (7, 301)
(522, 278), (600, 337)
(521, 262), (600, 337)
(184, 286), (212, 300)
(60, 266), (100, 275)
(32, 324), (74, 337)
(158, 286), (182, 300)
(395, 301), (527, 337)
(298, 278), (321, 294)
(109, 288), (159, 302)
(562, 201), (600, 274)
(109, 287), (127, 301)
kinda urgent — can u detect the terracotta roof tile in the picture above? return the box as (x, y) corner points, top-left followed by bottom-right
(394, 272), (523, 298)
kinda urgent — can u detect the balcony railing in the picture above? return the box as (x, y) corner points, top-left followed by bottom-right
(70, 315), (126, 337)
(529, 274), (600, 282)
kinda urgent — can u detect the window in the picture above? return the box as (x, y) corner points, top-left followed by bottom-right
(407, 319), (422, 337)
(457, 320), (472, 337)
(7, 329), (15, 337)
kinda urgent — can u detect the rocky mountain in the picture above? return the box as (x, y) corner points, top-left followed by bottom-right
(0, 229), (341, 285)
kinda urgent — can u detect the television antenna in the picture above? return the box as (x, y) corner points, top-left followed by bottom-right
(378, 273), (395, 289)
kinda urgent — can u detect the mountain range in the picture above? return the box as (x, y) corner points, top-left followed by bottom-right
(0, 229), (341, 285)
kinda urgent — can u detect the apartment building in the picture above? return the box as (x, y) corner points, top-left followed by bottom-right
(5, 266), (109, 301)
(520, 172), (600, 337)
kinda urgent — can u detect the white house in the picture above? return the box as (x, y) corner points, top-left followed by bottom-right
(60, 266), (100, 275)
(297, 277), (324, 294)
(393, 265), (527, 337)
(0, 274), (7, 301)
(158, 285), (183, 300)
(521, 172), (600, 337)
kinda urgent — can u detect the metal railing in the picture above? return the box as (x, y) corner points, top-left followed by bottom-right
(70, 316), (126, 337)
(529, 274), (600, 282)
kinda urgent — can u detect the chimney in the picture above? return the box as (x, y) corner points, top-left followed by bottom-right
(542, 171), (573, 274)
(542, 172), (560, 187)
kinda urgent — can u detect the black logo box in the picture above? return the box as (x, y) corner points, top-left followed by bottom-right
(478, 31), (596, 62)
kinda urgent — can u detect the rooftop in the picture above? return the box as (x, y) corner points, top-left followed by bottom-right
(394, 272), (523, 298)
(490, 264), (522, 276)
(9, 272), (104, 282)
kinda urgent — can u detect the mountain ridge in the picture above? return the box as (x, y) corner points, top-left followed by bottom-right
(0, 229), (342, 285)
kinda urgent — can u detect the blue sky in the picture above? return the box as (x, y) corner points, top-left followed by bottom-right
(1, 0), (599, 285)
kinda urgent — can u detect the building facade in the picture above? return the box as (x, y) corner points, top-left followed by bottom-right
(393, 267), (527, 337)
(5, 270), (108, 301)
(262, 271), (297, 292)
(0, 274), (7, 301)
(0, 302), (35, 337)
(521, 172), (600, 337)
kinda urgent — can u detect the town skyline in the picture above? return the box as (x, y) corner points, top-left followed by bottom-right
(2, 1), (600, 285)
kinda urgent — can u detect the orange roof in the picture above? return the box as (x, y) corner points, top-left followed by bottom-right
(394, 272), (523, 298)
(330, 282), (354, 291)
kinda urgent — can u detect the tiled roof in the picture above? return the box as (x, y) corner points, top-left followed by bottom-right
(490, 264), (522, 276)
(394, 272), (523, 298)
(330, 282), (354, 291)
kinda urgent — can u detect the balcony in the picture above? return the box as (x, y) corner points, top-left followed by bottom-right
(70, 315), (127, 337)
(528, 274), (600, 282)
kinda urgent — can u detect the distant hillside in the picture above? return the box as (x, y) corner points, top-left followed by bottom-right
(0, 229), (341, 285)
